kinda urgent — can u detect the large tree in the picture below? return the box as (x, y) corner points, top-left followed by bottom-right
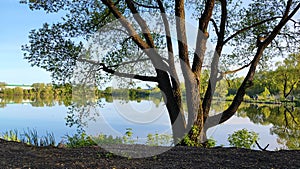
(274, 53), (300, 99)
(21, 0), (300, 145)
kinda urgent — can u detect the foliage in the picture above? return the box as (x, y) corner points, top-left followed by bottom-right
(65, 132), (96, 148)
(214, 80), (228, 98)
(181, 126), (201, 147)
(122, 128), (135, 144)
(228, 129), (259, 149)
(206, 138), (217, 148)
(180, 125), (216, 147)
(226, 95), (235, 101)
(93, 134), (123, 145)
(250, 53), (300, 100)
(243, 94), (252, 101)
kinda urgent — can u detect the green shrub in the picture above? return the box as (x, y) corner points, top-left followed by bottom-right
(206, 138), (217, 148)
(122, 128), (136, 144)
(65, 132), (96, 148)
(228, 129), (258, 149)
(180, 126), (216, 147)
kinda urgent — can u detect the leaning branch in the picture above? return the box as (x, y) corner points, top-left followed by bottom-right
(201, 0), (224, 120)
(216, 62), (252, 81)
(223, 16), (282, 45)
(221, 62), (252, 76)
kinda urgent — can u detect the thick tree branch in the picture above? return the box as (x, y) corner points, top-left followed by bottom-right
(175, 0), (191, 68)
(101, 0), (150, 49)
(132, 0), (159, 9)
(157, 0), (180, 90)
(125, 0), (155, 48)
(209, 18), (220, 37)
(77, 57), (158, 82)
(262, 1), (300, 46)
(175, 0), (202, 129)
(101, 0), (169, 73)
(202, 0), (225, 120)
(191, 1), (215, 75)
(101, 63), (158, 82)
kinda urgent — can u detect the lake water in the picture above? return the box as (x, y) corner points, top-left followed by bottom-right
(0, 99), (299, 150)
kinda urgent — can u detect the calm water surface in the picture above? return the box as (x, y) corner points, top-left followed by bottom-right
(0, 99), (298, 150)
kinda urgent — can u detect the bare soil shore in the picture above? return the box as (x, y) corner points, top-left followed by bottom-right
(0, 139), (299, 169)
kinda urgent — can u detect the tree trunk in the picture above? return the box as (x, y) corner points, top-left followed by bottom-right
(157, 70), (186, 145)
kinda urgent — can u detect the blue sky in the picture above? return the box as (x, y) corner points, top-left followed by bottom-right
(0, 1), (63, 84)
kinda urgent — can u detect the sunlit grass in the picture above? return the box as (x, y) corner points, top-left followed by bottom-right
(0, 128), (56, 147)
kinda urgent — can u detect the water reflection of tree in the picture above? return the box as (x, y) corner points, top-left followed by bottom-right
(65, 93), (164, 131)
(238, 104), (300, 149)
(0, 94), (72, 108)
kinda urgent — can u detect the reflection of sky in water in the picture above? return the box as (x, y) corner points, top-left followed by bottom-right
(0, 101), (290, 149)
(0, 104), (76, 143)
(84, 100), (172, 144)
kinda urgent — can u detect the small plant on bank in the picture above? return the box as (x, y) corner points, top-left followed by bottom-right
(228, 129), (259, 149)
(206, 138), (217, 148)
(180, 126), (216, 147)
(122, 128), (136, 144)
(65, 132), (96, 148)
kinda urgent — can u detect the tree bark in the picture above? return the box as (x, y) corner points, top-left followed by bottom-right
(157, 70), (186, 144)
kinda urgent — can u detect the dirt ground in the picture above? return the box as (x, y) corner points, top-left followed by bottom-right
(0, 138), (299, 169)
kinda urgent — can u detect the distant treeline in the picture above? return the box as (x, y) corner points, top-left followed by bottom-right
(0, 82), (163, 106)
(0, 83), (72, 99)
(1, 66), (300, 106)
(0, 83), (161, 98)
